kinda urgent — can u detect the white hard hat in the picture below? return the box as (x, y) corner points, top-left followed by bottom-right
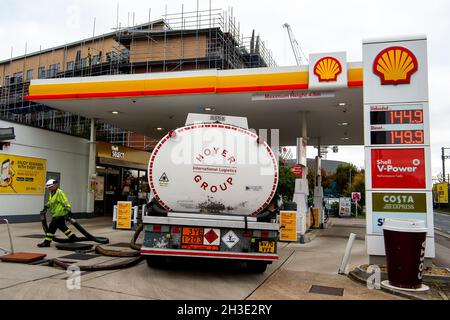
(46, 179), (57, 188)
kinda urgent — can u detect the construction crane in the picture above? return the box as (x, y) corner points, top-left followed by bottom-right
(283, 23), (308, 66)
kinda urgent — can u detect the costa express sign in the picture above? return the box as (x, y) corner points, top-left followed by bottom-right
(371, 148), (425, 189)
(372, 193), (427, 213)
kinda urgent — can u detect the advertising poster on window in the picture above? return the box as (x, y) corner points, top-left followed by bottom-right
(95, 176), (105, 201)
(339, 197), (352, 217)
(0, 154), (46, 194)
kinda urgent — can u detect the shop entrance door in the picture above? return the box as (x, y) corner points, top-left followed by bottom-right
(104, 167), (121, 215)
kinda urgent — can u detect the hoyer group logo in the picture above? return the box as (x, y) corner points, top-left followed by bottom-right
(371, 149), (425, 189)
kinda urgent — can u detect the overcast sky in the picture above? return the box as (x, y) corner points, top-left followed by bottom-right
(1, 0), (449, 177)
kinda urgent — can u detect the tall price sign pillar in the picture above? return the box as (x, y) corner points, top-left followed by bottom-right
(363, 36), (435, 264)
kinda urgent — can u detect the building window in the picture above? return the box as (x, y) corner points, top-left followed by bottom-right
(38, 67), (46, 79)
(48, 63), (60, 77)
(4, 75), (9, 86)
(67, 61), (75, 71)
(80, 58), (87, 69)
(92, 55), (100, 65)
(121, 48), (129, 60)
(26, 69), (33, 80)
(13, 72), (23, 84)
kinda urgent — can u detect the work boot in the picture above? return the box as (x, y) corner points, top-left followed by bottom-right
(68, 234), (79, 242)
(37, 240), (51, 248)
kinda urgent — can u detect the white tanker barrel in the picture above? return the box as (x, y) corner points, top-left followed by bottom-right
(148, 123), (278, 216)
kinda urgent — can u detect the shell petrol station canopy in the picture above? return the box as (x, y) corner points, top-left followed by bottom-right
(26, 58), (364, 147)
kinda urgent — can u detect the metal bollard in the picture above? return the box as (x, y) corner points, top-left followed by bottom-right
(338, 233), (356, 275)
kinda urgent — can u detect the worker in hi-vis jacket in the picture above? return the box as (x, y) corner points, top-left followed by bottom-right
(38, 179), (77, 247)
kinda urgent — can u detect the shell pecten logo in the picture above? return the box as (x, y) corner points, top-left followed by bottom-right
(313, 57), (342, 82)
(373, 46), (418, 85)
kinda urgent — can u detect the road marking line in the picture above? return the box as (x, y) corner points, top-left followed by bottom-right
(434, 229), (450, 240)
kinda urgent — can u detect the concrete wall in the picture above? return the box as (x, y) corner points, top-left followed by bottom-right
(0, 119), (89, 221)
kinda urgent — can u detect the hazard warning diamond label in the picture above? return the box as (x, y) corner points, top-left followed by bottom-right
(222, 230), (239, 249)
(203, 228), (220, 246)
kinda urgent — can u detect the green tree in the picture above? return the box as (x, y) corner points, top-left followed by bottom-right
(335, 163), (358, 196)
(277, 165), (296, 202)
(307, 167), (332, 195)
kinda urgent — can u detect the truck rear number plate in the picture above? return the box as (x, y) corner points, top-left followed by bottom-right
(258, 241), (275, 253)
(182, 227), (204, 245)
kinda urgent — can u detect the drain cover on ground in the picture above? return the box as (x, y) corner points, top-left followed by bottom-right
(19, 234), (45, 239)
(0, 252), (47, 263)
(55, 243), (93, 251)
(309, 285), (344, 297)
(108, 242), (131, 248)
(58, 253), (100, 261)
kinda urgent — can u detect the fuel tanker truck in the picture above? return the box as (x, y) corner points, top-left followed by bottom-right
(141, 114), (280, 272)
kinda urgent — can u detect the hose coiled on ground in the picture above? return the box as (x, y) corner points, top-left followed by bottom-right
(41, 205), (147, 270)
(94, 224), (143, 257)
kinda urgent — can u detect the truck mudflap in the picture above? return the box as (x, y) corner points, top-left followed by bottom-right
(140, 247), (278, 261)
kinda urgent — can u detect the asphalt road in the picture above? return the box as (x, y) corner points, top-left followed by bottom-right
(434, 212), (450, 235)
(433, 212), (450, 268)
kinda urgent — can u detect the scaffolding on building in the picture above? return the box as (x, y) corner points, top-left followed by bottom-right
(0, 7), (277, 150)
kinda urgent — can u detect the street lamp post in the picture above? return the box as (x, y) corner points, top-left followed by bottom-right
(349, 167), (354, 217)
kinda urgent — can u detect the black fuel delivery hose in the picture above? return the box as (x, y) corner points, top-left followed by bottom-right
(52, 255), (145, 271)
(94, 224), (143, 257)
(129, 223), (143, 251)
(39, 209), (147, 270)
(40, 211), (109, 244)
(95, 245), (140, 257)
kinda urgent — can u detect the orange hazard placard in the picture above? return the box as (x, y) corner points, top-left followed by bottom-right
(279, 211), (297, 242)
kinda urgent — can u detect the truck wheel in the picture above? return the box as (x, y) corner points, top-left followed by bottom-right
(146, 256), (166, 269)
(246, 261), (268, 273)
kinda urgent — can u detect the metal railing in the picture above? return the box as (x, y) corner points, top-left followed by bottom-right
(0, 219), (14, 255)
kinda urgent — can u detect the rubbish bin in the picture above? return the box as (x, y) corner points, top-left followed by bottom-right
(383, 218), (427, 290)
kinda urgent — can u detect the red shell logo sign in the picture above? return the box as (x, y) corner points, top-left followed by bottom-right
(314, 57), (342, 82)
(373, 46), (418, 85)
(371, 148), (425, 189)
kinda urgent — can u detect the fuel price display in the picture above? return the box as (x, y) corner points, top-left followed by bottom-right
(370, 110), (423, 125)
(371, 130), (424, 145)
(369, 105), (426, 145)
